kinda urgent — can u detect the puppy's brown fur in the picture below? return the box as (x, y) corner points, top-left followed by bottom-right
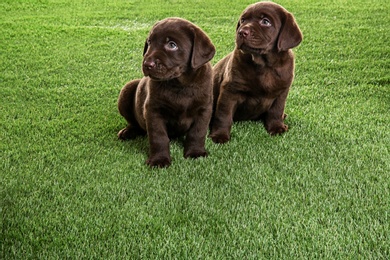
(210, 2), (302, 143)
(118, 18), (215, 167)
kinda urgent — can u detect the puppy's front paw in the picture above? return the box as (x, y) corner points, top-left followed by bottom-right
(209, 131), (230, 144)
(184, 148), (208, 159)
(146, 155), (171, 168)
(267, 123), (288, 135)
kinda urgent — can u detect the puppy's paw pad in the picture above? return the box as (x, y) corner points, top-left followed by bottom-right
(267, 124), (288, 135)
(118, 127), (141, 140)
(184, 149), (208, 159)
(209, 133), (230, 144)
(146, 157), (171, 168)
(118, 129), (129, 140)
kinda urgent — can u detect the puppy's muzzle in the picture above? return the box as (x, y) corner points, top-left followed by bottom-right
(142, 58), (171, 80)
(143, 60), (156, 70)
(142, 58), (162, 78)
(238, 27), (250, 39)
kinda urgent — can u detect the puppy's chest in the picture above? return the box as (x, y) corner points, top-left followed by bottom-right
(156, 88), (207, 117)
(160, 95), (205, 135)
(242, 69), (287, 97)
(165, 97), (203, 119)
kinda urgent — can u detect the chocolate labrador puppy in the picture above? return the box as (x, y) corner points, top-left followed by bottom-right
(210, 2), (302, 143)
(118, 18), (215, 167)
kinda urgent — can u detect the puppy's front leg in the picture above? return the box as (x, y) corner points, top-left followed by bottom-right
(265, 88), (289, 135)
(209, 91), (237, 144)
(146, 116), (171, 167)
(184, 108), (211, 159)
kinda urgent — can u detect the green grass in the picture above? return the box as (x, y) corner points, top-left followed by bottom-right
(1, 0), (389, 258)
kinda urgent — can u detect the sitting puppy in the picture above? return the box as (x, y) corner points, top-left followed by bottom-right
(210, 1), (302, 143)
(118, 18), (215, 167)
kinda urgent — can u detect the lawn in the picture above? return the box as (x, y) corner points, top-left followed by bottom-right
(1, 0), (389, 258)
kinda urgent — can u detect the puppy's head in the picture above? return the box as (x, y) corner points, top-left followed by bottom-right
(235, 1), (302, 55)
(142, 18), (215, 81)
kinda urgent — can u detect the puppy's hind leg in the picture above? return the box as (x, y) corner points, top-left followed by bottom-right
(117, 80), (145, 140)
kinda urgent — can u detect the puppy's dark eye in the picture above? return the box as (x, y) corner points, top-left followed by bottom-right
(240, 18), (245, 23)
(260, 18), (272, 27)
(166, 41), (178, 50)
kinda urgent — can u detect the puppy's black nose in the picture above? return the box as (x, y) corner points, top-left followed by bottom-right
(143, 60), (156, 70)
(238, 28), (250, 38)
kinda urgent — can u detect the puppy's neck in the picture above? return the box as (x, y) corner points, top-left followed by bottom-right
(177, 64), (208, 87)
(251, 54), (267, 67)
(237, 49), (287, 68)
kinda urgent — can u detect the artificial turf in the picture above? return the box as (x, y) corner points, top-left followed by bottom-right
(1, 0), (389, 258)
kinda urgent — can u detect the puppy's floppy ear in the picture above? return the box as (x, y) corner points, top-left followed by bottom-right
(236, 20), (241, 31)
(277, 12), (303, 52)
(190, 26), (216, 69)
(143, 20), (161, 56)
(143, 41), (149, 56)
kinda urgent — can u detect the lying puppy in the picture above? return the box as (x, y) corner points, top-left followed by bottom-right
(118, 18), (215, 167)
(210, 1), (302, 143)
